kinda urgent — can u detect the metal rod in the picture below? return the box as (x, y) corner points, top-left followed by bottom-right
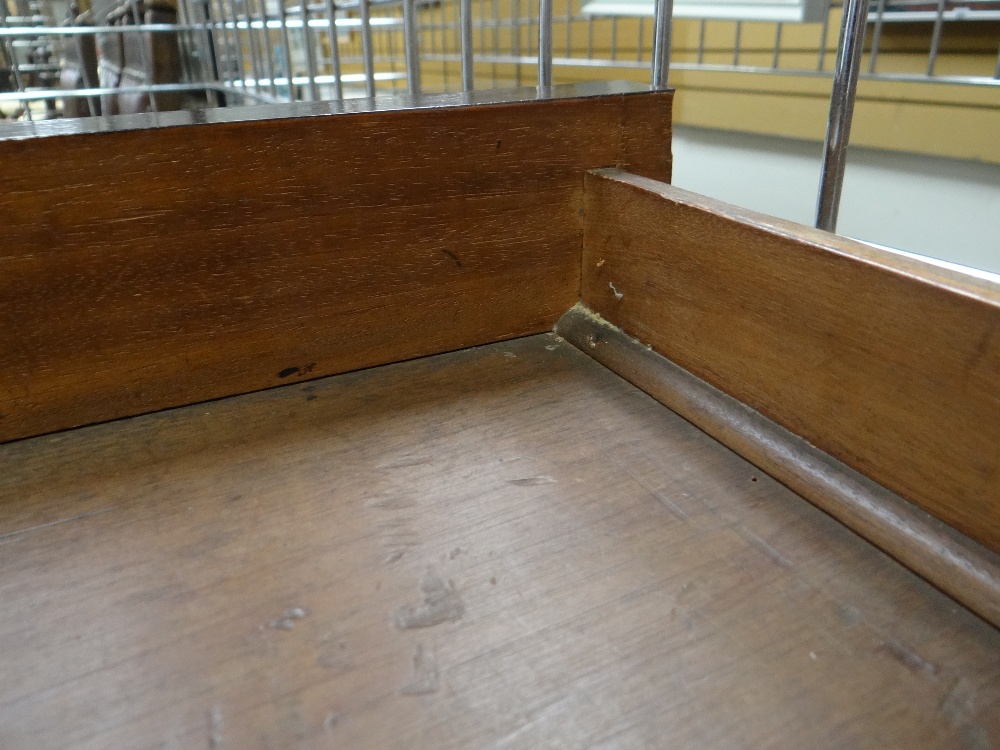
(0, 4), (31, 120)
(216, 0), (239, 87)
(227, 0), (246, 88)
(277, 0), (295, 99)
(732, 19), (741, 66)
(437, 0), (447, 89)
(869, 0), (886, 73)
(696, 18), (705, 64)
(772, 21), (782, 69)
(0, 80), (224, 103)
(256, 0), (278, 97)
(205, 0), (227, 92)
(817, 5), (830, 71)
(512, 0), (522, 86)
(358, 0), (375, 97)
(610, 15), (617, 60)
(564, 0), (571, 58)
(299, 0), (320, 99)
(491, 0), (499, 85)
(585, 11), (592, 60)
(322, 0), (343, 98)
(460, 0), (474, 89)
(636, 16), (643, 62)
(651, 0), (672, 87)
(816, 0), (872, 232)
(246, 0), (266, 93)
(995, 39), (1000, 78)
(403, 0), (419, 94)
(926, 0), (946, 76)
(537, 0), (552, 86)
(228, 0), (258, 92)
(129, 0), (160, 112)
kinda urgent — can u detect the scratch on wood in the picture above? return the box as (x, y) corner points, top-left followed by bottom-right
(208, 706), (223, 748)
(399, 643), (439, 695)
(507, 476), (557, 487)
(393, 569), (464, 629)
(877, 639), (939, 676)
(0, 506), (115, 543)
(269, 607), (310, 630)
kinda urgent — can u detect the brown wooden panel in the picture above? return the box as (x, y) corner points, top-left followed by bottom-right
(0, 86), (672, 443)
(2, 335), (998, 749)
(581, 168), (1000, 553)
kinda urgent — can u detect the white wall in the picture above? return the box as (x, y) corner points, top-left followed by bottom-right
(670, 125), (1000, 275)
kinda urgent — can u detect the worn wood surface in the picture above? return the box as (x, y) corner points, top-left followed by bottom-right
(557, 303), (1000, 629)
(2, 335), (998, 750)
(0, 87), (672, 443)
(582, 168), (1000, 554)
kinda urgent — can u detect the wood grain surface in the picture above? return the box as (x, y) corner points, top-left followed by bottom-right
(1, 335), (998, 750)
(0, 89), (672, 443)
(581, 168), (1000, 554)
(557, 303), (1000, 629)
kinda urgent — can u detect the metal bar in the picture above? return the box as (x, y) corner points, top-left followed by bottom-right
(0, 80), (223, 103)
(869, 0), (886, 73)
(322, 0), (343, 98)
(0, 5), (31, 120)
(403, 0), (419, 94)
(995, 39), (1000, 78)
(200, 0), (224, 87)
(610, 15), (617, 60)
(817, 4), (830, 71)
(537, 0), (552, 85)
(255, 0), (278, 97)
(651, 0), (672, 87)
(461, 0), (474, 89)
(636, 16), (643, 62)
(696, 18), (704, 64)
(585, 11), (592, 60)
(491, 0), (499, 85)
(926, 0), (946, 76)
(732, 19), (740, 66)
(816, 0), (872, 232)
(277, 0), (295, 99)
(216, 0), (239, 87)
(512, 0), (522, 86)
(358, 0), (375, 97)
(772, 21), (782, 69)
(300, 0), (320, 99)
(129, 0), (160, 111)
(245, 2), (265, 94)
(228, 0), (247, 89)
(564, 0), (571, 58)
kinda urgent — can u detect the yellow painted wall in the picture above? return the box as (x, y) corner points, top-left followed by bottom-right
(388, 2), (1000, 163)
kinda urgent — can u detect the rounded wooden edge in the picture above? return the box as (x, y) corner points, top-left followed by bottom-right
(556, 303), (1000, 630)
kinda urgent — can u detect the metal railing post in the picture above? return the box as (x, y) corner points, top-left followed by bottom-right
(651, 0), (672, 87)
(461, 0), (474, 89)
(403, 0), (420, 95)
(815, 0), (871, 232)
(538, 0), (552, 86)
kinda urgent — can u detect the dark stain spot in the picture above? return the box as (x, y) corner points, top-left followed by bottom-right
(495, 139), (502, 150)
(751, 476), (758, 482)
(278, 367), (300, 378)
(960, 725), (993, 750)
(877, 639), (938, 676)
(306, 394), (318, 401)
(489, 577), (497, 585)
(440, 248), (462, 267)
(508, 476), (557, 487)
(301, 362), (316, 375)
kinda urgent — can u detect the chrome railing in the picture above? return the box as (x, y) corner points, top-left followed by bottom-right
(2, 0), (997, 229)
